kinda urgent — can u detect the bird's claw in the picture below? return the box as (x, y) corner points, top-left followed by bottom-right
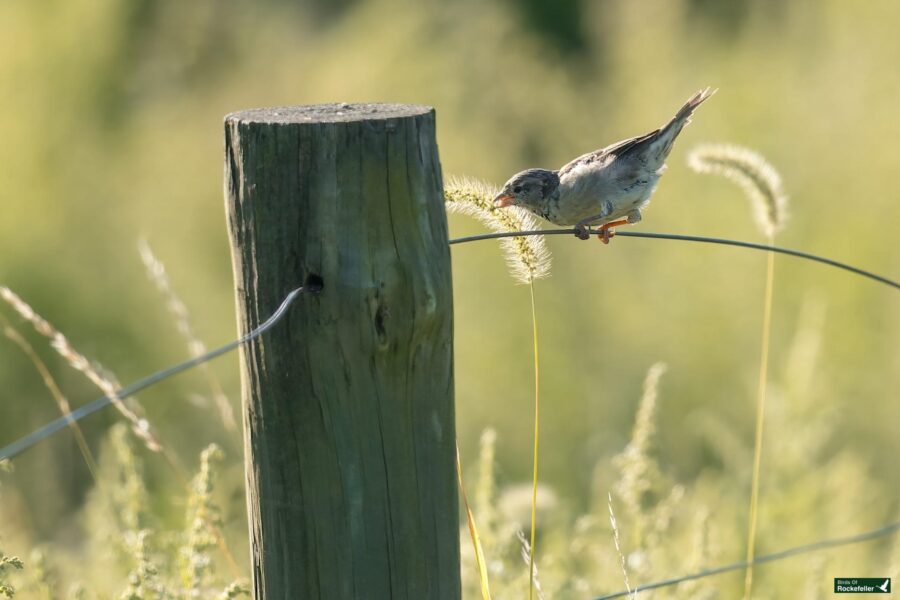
(574, 224), (616, 243)
(598, 228), (615, 244)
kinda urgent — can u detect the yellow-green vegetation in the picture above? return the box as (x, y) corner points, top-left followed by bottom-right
(3, 426), (248, 598)
(461, 330), (895, 597)
(0, 532), (24, 598)
(446, 177), (550, 599)
(0, 463), (24, 599)
(1, 0), (899, 597)
(688, 143), (789, 598)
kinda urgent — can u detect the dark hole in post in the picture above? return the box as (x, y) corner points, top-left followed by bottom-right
(304, 273), (324, 293)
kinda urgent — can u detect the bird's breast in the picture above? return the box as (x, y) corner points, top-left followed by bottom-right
(552, 164), (654, 225)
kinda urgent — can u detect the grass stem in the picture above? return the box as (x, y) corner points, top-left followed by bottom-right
(456, 443), (492, 600)
(528, 281), (541, 600)
(744, 237), (776, 599)
(0, 317), (101, 484)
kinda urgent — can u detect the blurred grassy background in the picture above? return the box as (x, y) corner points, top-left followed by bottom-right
(1, 0), (898, 595)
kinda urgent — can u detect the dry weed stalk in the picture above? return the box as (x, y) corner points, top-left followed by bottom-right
(516, 530), (545, 600)
(137, 240), (236, 431)
(607, 493), (634, 600)
(0, 317), (101, 481)
(0, 287), (161, 453)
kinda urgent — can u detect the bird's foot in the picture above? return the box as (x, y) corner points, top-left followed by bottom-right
(574, 224), (591, 241)
(596, 219), (629, 244)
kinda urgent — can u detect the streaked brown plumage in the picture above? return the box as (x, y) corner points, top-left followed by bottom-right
(494, 88), (715, 242)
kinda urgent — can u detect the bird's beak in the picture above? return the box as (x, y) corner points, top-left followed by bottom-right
(493, 193), (515, 208)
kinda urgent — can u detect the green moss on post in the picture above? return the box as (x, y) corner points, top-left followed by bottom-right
(224, 104), (458, 599)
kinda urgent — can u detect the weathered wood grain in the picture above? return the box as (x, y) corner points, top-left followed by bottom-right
(224, 104), (458, 599)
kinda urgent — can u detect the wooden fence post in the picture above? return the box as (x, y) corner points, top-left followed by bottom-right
(224, 104), (458, 599)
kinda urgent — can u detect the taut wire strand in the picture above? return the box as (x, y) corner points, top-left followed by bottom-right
(449, 229), (900, 291)
(0, 285), (317, 461)
(592, 521), (900, 599)
(5, 228), (897, 459)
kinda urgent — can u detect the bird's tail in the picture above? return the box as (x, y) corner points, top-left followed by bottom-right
(652, 87), (716, 161)
(673, 87), (716, 126)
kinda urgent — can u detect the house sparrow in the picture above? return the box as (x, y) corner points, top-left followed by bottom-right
(494, 88), (715, 243)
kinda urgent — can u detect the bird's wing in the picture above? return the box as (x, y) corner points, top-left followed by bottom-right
(559, 88), (715, 178)
(558, 129), (661, 177)
(602, 129), (662, 159)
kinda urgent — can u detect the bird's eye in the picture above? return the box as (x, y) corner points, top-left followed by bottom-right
(513, 185), (522, 193)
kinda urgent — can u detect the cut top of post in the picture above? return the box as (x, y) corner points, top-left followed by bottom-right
(224, 103), (433, 124)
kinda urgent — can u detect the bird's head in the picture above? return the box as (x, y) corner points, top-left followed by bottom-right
(493, 168), (560, 212)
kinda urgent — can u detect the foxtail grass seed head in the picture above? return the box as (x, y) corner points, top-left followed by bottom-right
(445, 176), (552, 284)
(687, 144), (788, 237)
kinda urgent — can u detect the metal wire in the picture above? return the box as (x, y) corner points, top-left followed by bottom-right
(593, 522), (900, 599)
(449, 229), (900, 291)
(0, 285), (318, 461)
(4, 229), (896, 461)
(0, 227), (895, 595)
(449, 227), (900, 595)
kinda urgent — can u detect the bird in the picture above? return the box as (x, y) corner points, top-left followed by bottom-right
(493, 88), (715, 243)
